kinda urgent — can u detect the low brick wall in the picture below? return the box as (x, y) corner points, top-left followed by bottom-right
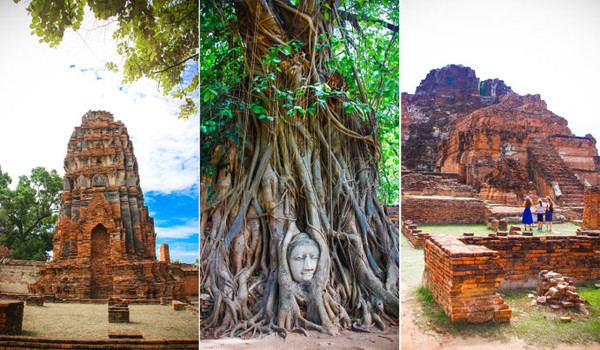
(423, 233), (600, 323)
(401, 221), (430, 248)
(0, 260), (44, 295)
(0, 336), (198, 349)
(402, 196), (486, 225)
(402, 172), (477, 197)
(461, 235), (600, 290)
(0, 301), (24, 335)
(171, 263), (199, 297)
(422, 235), (511, 323)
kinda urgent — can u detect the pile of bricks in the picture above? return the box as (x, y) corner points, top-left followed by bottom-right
(422, 235), (511, 323)
(401, 220), (430, 248)
(108, 297), (129, 323)
(535, 270), (586, 308)
(401, 196), (486, 225)
(0, 301), (23, 335)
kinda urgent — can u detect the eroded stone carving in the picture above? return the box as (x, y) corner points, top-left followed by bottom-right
(288, 233), (320, 282)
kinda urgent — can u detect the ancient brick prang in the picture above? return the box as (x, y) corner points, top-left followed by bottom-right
(403, 65), (600, 213)
(402, 65), (490, 171)
(30, 111), (187, 301)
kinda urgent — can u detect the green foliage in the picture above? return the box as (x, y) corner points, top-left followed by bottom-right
(0, 167), (62, 261)
(17, 0), (198, 119)
(200, 1), (399, 204)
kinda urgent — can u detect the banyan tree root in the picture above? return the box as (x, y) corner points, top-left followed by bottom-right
(201, 0), (399, 338)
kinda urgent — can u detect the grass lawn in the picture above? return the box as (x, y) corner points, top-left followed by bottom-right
(404, 223), (600, 347)
(418, 222), (581, 236)
(21, 303), (198, 340)
(414, 285), (600, 347)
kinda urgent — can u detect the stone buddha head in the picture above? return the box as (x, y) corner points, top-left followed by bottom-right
(287, 233), (320, 282)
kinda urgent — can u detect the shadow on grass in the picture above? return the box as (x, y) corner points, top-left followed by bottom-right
(413, 285), (600, 348)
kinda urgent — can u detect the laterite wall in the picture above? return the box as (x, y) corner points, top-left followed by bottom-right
(401, 196), (486, 225)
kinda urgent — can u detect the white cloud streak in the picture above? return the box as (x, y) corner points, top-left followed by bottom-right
(155, 219), (199, 239)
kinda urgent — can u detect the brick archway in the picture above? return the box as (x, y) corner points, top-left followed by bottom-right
(90, 224), (113, 299)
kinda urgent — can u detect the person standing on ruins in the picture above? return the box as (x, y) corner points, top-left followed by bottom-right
(545, 196), (554, 232)
(536, 198), (545, 231)
(522, 196), (534, 231)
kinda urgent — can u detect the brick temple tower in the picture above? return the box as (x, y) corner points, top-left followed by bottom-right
(30, 111), (182, 300)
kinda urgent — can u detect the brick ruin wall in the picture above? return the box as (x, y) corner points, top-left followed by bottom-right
(401, 196), (486, 225)
(401, 172), (477, 197)
(422, 235), (511, 323)
(423, 234), (600, 323)
(583, 185), (600, 230)
(0, 261), (44, 296)
(171, 263), (199, 297)
(401, 221), (430, 248)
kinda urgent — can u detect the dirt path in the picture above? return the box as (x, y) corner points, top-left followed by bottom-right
(200, 327), (399, 349)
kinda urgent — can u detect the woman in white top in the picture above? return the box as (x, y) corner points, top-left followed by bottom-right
(536, 199), (545, 231)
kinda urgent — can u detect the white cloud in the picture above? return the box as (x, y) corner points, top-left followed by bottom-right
(155, 219), (199, 239)
(0, 2), (198, 195)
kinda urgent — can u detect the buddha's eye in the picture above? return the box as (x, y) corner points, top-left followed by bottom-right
(311, 255), (318, 259)
(294, 256), (303, 261)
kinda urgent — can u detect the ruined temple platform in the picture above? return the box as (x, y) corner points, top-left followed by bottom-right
(1, 302), (197, 341)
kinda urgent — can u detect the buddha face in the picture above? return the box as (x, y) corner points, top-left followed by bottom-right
(288, 233), (320, 282)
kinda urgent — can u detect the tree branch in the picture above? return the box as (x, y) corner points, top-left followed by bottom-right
(152, 53), (199, 74)
(338, 11), (398, 32)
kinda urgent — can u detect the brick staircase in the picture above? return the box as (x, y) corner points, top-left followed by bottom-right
(527, 139), (585, 212)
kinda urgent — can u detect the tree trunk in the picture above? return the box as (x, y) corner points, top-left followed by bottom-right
(201, 0), (398, 338)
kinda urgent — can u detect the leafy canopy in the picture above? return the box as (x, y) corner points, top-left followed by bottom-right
(200, 0), (399, 204)
(0, 167), (62, 261)
(16, 0), (199, 118)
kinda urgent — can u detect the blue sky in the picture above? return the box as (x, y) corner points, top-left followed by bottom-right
(0, 2), (198, 263)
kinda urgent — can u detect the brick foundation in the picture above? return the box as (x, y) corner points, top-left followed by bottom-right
(0, 301), (24, 335)
(402, 196), (486, 225)
(461, 235), (600, 290)
(422, 236), (510, 323)
(423, 234), (600, 323)
(401, 221), (430, 248)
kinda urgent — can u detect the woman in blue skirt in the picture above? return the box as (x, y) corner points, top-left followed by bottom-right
(545, 196), (554, 232)
(522, 196), (533, 230)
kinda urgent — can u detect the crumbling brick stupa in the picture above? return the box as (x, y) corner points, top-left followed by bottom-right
(30, 111), (184, 301)
(402, 64), (600, 212)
